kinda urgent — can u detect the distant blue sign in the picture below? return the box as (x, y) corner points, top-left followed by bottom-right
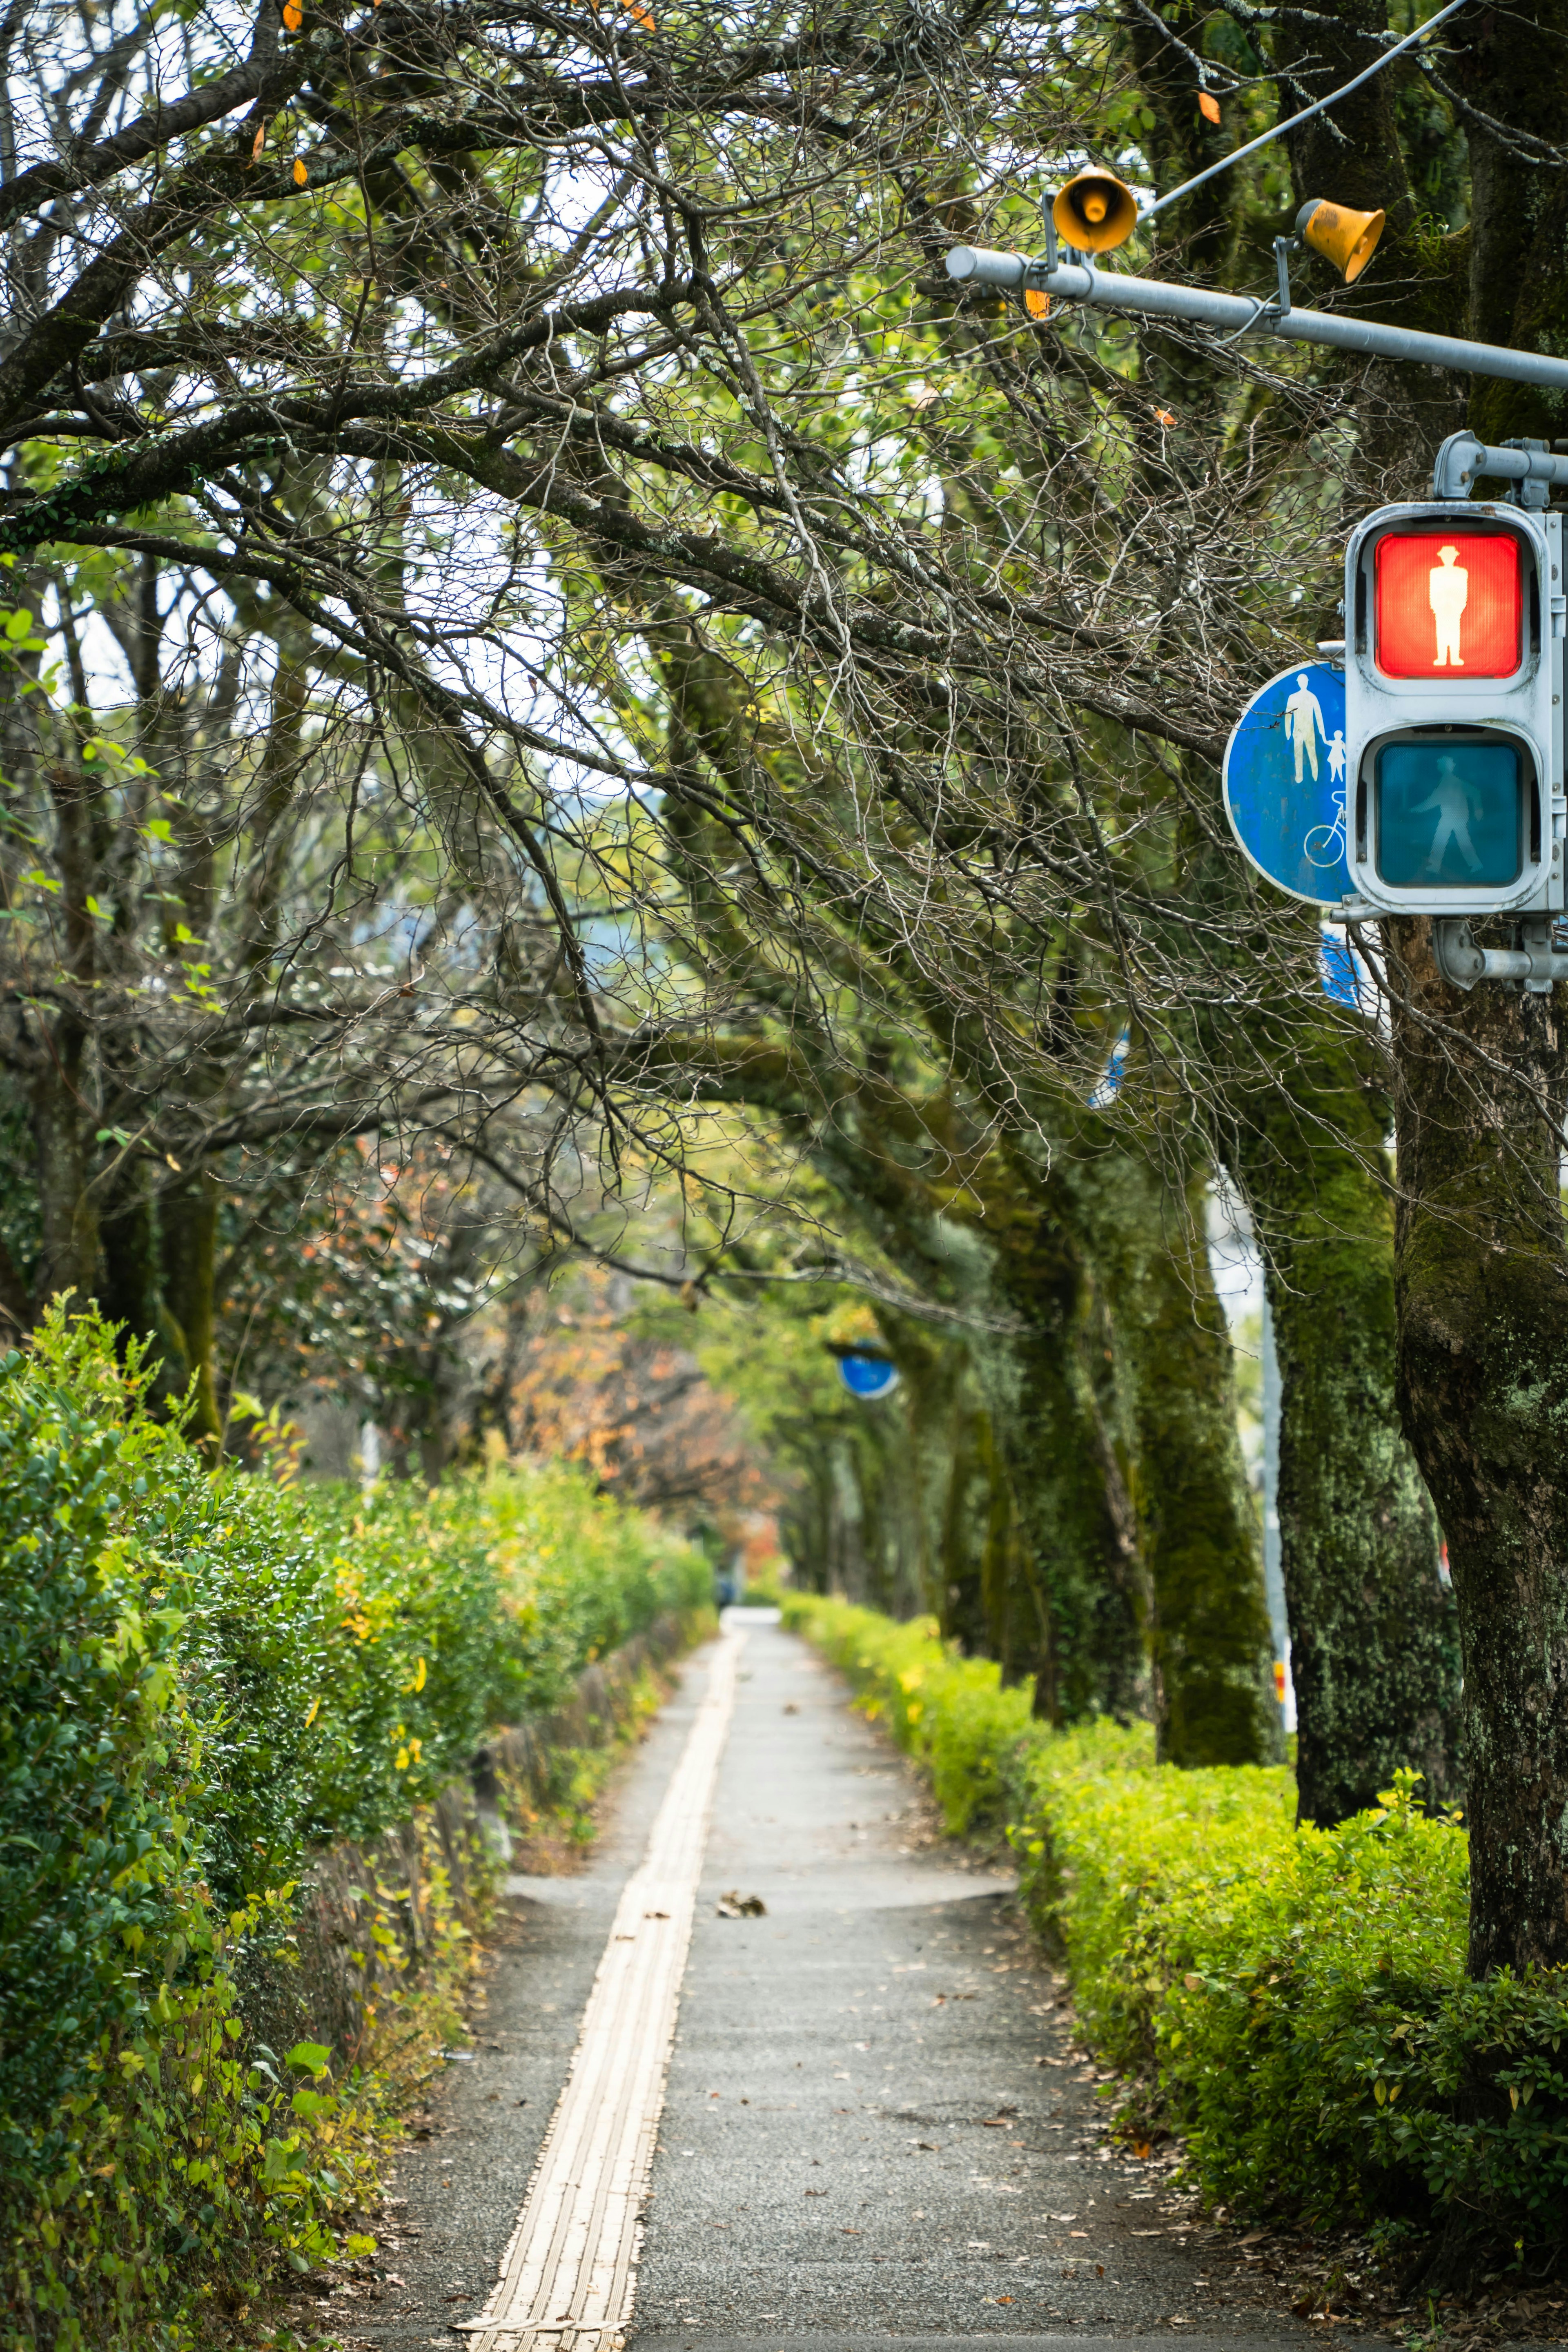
(1320, 931), (1360, 1008)
(1223, 662), (1350, 906)
(838, 1352), (900, 1399)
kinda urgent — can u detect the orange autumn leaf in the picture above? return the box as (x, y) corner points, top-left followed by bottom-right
(1024, 287), (1051, 321)
(1198, 90), (1221, 123)
(249, 123), (265, 163)
(293, 158), (308, 185)
(625, 0), (655, 24)
(1154, 407), (1176, 425)
(282, 0), (303, 27)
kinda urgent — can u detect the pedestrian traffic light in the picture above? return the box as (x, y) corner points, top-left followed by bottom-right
(1343, 502), (1566, 915)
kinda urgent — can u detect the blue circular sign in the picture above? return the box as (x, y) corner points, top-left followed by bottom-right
(838, 1352), (900, 1399)
(1222, 662), (1350, 906)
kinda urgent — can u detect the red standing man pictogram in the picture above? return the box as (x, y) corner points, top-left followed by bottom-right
(1428, 545), (1469, 667)
(1375, 530), (1521, 678)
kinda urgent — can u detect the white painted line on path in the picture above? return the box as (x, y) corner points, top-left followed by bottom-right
(456, 1630), (744, 2352)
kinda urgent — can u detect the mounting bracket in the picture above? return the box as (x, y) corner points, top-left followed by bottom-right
(1434, 917), (1568, 993)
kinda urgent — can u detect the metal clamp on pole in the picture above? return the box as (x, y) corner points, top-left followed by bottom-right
(1434, 918), (1568, 993)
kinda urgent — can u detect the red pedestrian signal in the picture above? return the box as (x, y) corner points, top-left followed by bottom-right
(1374, 529), (1521, 679)
(1344, 498), (1561, 920)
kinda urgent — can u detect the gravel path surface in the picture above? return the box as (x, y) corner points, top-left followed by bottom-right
(341, 1614), (1379, 2352)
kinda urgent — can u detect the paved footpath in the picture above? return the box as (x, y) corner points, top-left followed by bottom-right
(344, 1615), (1350, 2352)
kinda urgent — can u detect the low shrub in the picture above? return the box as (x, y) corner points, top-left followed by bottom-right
(1, 1307), (709, 2349)
(784, 1592), (1568, 2269)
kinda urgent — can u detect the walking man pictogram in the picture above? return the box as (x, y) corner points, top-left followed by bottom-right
(1283, 672), (1327, 782)
(1410, 753), (1484, 876)
(1429, 545), (1469, 667)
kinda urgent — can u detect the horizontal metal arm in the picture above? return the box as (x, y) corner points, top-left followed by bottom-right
(1431, 431), (1568, 499)
(944, 247), (1568, 394)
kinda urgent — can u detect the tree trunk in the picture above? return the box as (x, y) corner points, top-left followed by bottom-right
(1115, 0), (1462, 1808)
(1389, 924), (1568, 1976)
(1218, 972), (1461, 1822)
(979, 1167), (1148, 1726)
(1078, 1152), (1279, 1767)
(32, 1059), (96, 1308)
(159, 1172), (221, 1446)
(1281, 0), (1568, 1971)
(99, 1157), (183, 1386)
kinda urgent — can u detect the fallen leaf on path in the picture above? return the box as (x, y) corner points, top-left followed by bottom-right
(716, 1890), (766, 1918)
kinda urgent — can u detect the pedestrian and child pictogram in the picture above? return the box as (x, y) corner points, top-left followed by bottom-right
(1222, 660), (1351, 904)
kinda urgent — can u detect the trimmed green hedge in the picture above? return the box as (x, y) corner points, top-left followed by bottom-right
(784, 1594), (1568, 2264)
(1, 1308), (709, 2349)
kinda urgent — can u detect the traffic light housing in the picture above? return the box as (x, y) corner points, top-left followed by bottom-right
(1344, 501), (1566, 915)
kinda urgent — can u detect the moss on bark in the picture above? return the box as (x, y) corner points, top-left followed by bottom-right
(158, 1172), (220, 1446)
(1072, 1149), (1278, 1768)
(1220, 985), (1461, 1824)
(1390, 923), (1568, 1977)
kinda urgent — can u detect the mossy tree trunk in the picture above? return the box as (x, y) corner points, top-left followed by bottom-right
(1104, 7), (1461, 1809)
(967, 1145), (1148, 1724)
(1390, 927), (1568, 1974)
(1270, 0), (1568, 1972)
(158, 1172), (221, 1447)
(1215, 944), (1461, 1823)
(1072, 1147), (1279, 1767)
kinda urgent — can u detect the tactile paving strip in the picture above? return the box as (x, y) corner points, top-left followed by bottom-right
(456, 1631), (744, 2352)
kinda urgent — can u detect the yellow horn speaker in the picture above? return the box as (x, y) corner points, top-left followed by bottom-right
(1052, 169), (1139, 254)
(1296, 196), (1385, 283)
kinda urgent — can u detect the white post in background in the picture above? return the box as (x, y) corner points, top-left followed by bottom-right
(1261, 1294), (1297, 1734)
(360, 1419), (382, 1488)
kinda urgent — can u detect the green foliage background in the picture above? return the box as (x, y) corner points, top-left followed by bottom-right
(0, 1307), (708, 2349)
(783, 1594), (1568, 2265)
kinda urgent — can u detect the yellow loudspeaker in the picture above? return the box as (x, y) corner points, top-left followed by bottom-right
(1052, 169), (1139, 254)
(1296, 196), (1385, 284)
